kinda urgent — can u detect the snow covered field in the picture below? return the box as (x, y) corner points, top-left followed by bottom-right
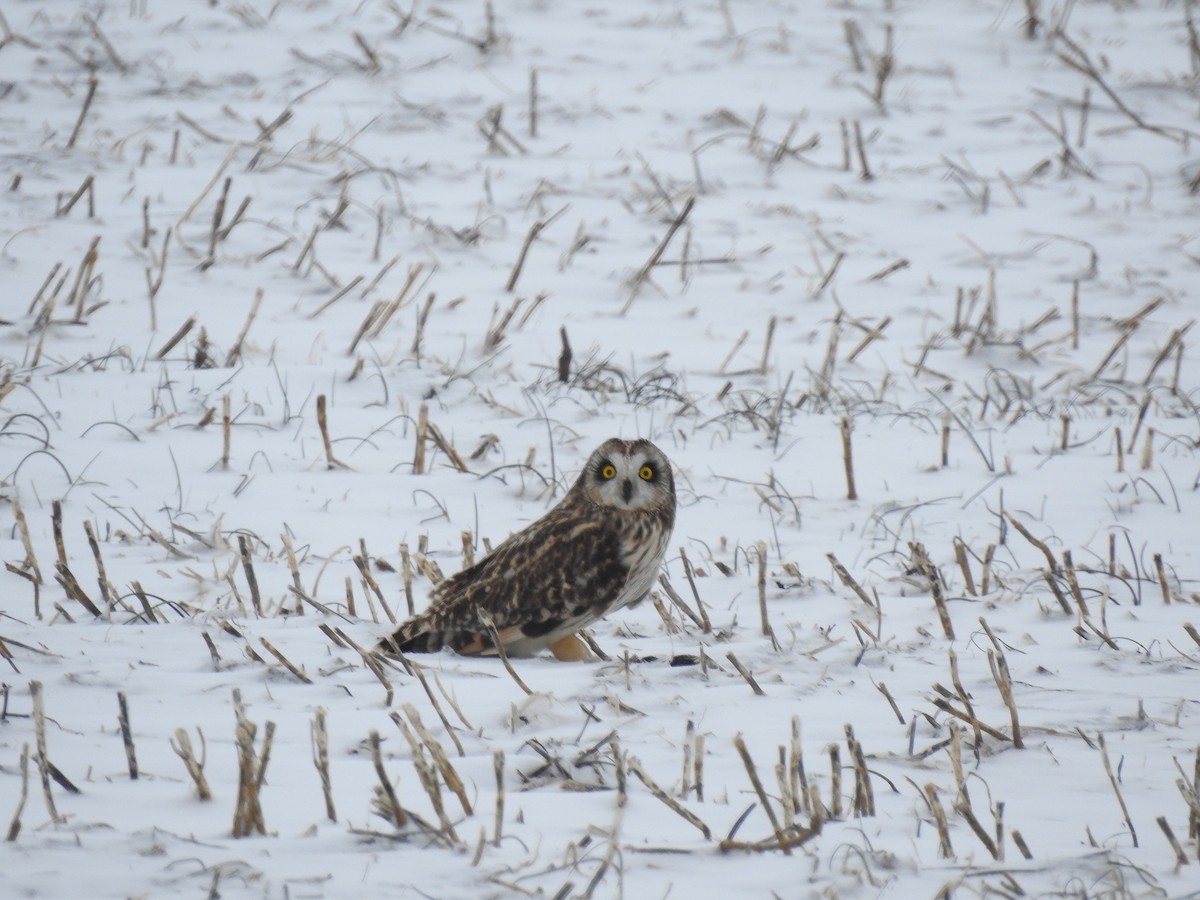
(2, 0), (1199, 896)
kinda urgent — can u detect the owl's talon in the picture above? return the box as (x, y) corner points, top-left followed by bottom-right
(548, 633), (594, 662)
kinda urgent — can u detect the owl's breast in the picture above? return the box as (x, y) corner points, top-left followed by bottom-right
(611, 512), (673, 612)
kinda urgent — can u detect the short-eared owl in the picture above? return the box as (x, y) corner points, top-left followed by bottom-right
(381, 438), (676, 660)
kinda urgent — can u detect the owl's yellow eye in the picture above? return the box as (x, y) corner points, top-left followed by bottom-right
(638, 465), (654, 481)
(600, 463), (617, 480)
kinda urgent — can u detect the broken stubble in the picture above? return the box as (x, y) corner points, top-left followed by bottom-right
(231, 689), (274, 837)
(5, 744), (30, 841)
(1098, 733), (1138, 848)
(117, 691), (138, 780)
(311, 708), (336, 822)
(623, 195), (696, 314)
(66, 77), (99, 149)
(626, 755), (711, 841)
(840, 416), (858, 501)
(910, 541), (953, 639)
(368, 729), (406, 830)
(725, 651), (765, 696)
(171, 727), (211, 800)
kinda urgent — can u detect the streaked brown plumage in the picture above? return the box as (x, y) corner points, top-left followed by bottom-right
(379, 438), (676, 659)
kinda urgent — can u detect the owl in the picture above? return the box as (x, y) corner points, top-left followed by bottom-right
(380, 438), (676, 661)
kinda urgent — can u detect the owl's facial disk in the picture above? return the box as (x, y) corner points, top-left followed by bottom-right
(593, 450), (666, 510)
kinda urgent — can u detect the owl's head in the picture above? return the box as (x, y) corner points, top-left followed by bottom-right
(576, 438), (676, 513)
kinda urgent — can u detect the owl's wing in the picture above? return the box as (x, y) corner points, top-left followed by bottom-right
(385, 514), (631, 657)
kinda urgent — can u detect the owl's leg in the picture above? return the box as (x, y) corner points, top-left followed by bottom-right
(548, 632), (594, 662)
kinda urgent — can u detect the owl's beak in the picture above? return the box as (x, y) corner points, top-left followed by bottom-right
(621, 479), (633, 503)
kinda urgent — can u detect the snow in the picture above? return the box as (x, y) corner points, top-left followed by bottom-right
(2, 0), (1199, 896)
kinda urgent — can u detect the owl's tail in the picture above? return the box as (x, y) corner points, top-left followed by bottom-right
(378, 615), (444, 655)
